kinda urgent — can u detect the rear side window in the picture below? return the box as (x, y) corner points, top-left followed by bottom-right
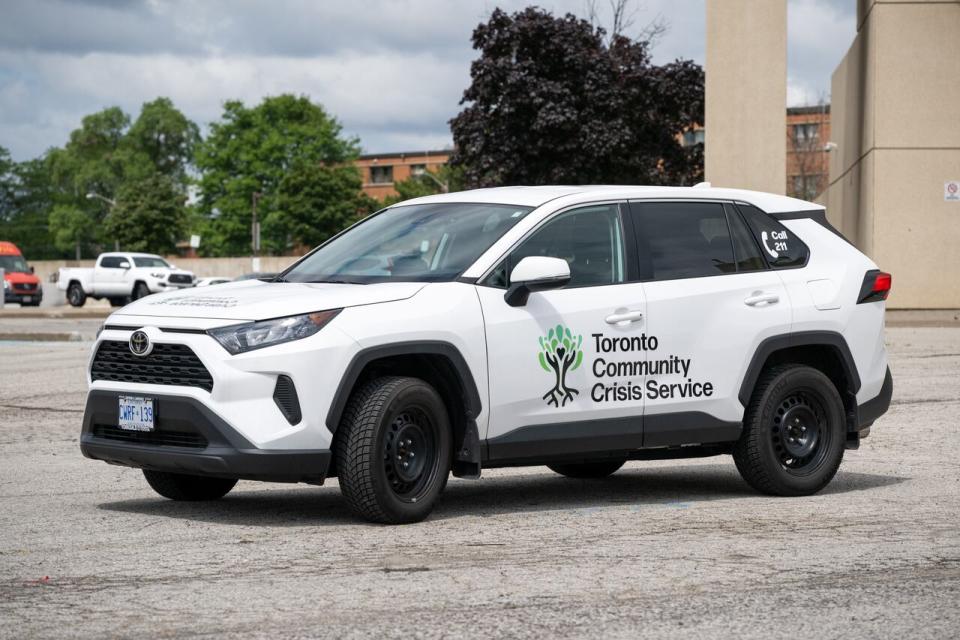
(630, 201), (736, 280)
(724, 204), (767, 272)
(736, 203), (809, 268)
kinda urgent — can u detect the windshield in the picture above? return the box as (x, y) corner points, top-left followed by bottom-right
(283, 203), (533, 283)
(133, 257), (170, 268)
(0, 255), (30, 273)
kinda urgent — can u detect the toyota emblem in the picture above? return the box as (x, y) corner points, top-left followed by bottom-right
(129, 330), (152, 357)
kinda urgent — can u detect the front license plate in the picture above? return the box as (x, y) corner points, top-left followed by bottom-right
(118, 396), (155, 431)
(22, 296), (31, 303)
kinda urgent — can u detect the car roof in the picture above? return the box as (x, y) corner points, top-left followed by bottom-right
(397, 185), (822, 214)
(100, 252), (164, 258)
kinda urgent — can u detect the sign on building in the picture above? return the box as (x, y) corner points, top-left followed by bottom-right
(946, 181), (960, 202)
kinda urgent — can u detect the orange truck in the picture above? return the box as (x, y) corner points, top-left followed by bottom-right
(0, 241), (43, 307)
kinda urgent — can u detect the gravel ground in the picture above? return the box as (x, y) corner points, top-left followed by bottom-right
(0, 327), (958, 639)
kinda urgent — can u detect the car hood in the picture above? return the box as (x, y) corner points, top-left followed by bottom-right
(4, 271), (40, 285)
(114, 279), (427, 321)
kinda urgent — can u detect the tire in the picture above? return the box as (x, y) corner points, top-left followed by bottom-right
(131, 282), (151, 301)
(548, 459), (626, 479)
(335, 376), (452, 524)
(733, 364), (846, 496)
(108, 297), (128, 307)
(143, 470), (237, 501)
(66, 283), (86, 307)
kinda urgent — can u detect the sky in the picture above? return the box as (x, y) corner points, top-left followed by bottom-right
(0, 0), (857, 162)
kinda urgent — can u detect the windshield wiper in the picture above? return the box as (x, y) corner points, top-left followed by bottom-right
(307, 279), (366, 285)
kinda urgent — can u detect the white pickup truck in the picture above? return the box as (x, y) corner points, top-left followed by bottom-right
(58, 252), (195, 307)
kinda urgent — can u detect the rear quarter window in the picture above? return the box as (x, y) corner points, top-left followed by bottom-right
(736, 203), (810, 268)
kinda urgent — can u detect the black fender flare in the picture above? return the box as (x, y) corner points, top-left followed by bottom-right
(738, 330), (861, 406)
(324, 341), (483, 434)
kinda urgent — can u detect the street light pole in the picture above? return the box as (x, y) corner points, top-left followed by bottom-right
(417, 170), (449, 193)
(87, 192), (119, 251)
(251, 191), (262, 256)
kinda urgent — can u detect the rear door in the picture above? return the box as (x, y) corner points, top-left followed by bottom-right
(628, 200), (792, 446)
(95, 256), (128, 296)
(477, 203), (650, 459)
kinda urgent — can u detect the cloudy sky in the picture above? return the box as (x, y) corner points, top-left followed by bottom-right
(0, 0), (856, 161)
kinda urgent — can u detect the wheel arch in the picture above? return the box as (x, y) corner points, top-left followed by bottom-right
(325, 341), (483, 478)
(739, 331), (861, 431)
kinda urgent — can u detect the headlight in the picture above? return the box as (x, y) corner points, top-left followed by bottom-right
(2, 280), (8, 290)
(208, 310), (341, 355)
(150, 272), (166, 279)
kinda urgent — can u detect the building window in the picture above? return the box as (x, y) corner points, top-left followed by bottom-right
(410, 164), (427, 176)
(369, 165), (393, 184)
(793, 123), (819, 144)
(791, 175), (822, 200)
(682, 129), (705, 147)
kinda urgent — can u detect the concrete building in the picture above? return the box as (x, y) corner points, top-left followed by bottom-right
(823, 0), (960, 308)
(704, 0), (787, 194)
(355, 150), (450, 200)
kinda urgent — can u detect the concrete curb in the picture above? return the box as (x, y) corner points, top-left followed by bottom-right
(0, 307), (111, 319)
(0, 331), (84, 342)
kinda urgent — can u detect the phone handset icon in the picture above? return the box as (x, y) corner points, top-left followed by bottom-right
(761, 231), (779, 259)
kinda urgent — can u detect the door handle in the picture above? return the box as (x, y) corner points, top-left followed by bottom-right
(744, 292), (780, 307)
(605, 310), (644, 325)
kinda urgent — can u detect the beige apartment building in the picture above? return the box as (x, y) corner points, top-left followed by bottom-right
(823, 0), (960, 308)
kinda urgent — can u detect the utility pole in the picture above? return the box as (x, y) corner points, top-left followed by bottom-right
(251, 191), (262, 256)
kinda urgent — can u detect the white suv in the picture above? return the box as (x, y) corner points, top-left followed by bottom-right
(80, 186), (893, 524)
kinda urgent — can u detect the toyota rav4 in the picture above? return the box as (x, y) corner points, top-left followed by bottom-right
(80, 186), (893, 524)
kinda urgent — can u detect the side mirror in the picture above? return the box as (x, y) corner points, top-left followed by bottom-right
(504, 256), (571, 307)
(118, 261), (131, 269)
(29, 266), (35, 274)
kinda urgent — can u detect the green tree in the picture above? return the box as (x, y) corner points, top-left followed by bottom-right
(48, 203), (96, 258)
(538, 324), (584, 407)
(123, 97), (200, 185)
(0, 146), (14, 223)
(8, 157), (62, 259)
(105, 174), (187, 254)
(273, 162), (366, 249)
(195, 94), (362, 256)
(450, 7), (704, 187)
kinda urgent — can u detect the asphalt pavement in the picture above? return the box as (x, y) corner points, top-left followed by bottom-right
(0, 327), (958, 639)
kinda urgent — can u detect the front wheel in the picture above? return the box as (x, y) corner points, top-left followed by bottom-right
(733, 364), (846, 496)
(143, 470), (237, 501)
(335, 376), (452, 524)
(108, 296), (129, 307)
(548, 459), (625, 479)
(131, 282), (151, 301)
(66, 283), (86, 307)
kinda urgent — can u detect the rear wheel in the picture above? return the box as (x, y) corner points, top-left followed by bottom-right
(66, 283), (86, 307)
(335, 376), (451, 524)
(733, 364), (845, 496)
(548, 459), (626, 479)
(143, 470), (237, 501)
(131, 282), (151, 301)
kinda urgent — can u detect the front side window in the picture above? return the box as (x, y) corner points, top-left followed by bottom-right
(132, 257), (170, 268)
(283, 203), (533, 284)
(99, 257), (125, 269)
(485, 204), (625, 288)
(631, 202), (736, 280)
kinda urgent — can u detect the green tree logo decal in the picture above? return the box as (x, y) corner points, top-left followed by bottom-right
(538, 324), (583, 407)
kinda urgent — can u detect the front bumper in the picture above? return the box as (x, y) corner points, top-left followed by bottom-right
(4, 288), (42, 304)
(80, 390), (331, 483)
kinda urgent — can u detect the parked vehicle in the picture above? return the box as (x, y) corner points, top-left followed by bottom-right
(79, 186), (893, 524)
(58, 252), (194, 307)
(0, 241), (43, 307)
(194, 277), (233, 287)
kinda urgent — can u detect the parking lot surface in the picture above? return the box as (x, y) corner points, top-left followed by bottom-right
(1, 327), (958, 639)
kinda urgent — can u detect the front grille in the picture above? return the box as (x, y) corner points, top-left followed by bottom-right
(168, 274), (193, 284)
(91, 341), (214, 391)
(92, 424), (207, 448)
(14, 283), (38, 292)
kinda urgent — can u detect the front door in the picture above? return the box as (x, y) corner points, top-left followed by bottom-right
(477, 203), (649, 460)
(628, 200), (792, 447)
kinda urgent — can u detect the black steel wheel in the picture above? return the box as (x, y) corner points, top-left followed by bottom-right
(548, 459), (626, 479)
(335, 376), (451, 524)
(67, 283), (86, 307)
(734, 364), (845, 496)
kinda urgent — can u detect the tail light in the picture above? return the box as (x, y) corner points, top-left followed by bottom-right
(857, 270), (892, 304)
